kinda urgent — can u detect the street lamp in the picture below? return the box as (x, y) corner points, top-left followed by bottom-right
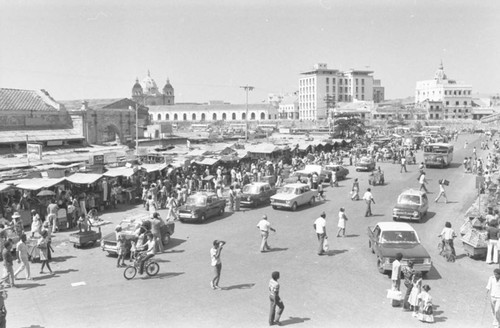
(240, 85), (254, 141)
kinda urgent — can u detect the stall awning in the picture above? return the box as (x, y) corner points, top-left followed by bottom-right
(297, 142), (314, 151)
(140, 163), (168, 173)
(0, 183), (11, 192)
(246, 144), (278, 154)
(65, 173), (103, 185)
(195, 157), (220, 166)
(103, 167), (136, 178)
(9, 178), (65, 190)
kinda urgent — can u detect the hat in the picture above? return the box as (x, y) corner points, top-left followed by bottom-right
(12, 212), (20, 219)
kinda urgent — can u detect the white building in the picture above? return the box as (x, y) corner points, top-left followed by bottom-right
(278, 94), (299, 119)
(415, 63), (473, 119)
(299, 63), (382, 121)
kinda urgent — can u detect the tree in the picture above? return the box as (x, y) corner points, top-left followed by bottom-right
(333, 113), (366, 138)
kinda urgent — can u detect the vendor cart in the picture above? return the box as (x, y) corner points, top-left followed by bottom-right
(69, 227), (102, 248)
(56, 208), (68, 231)
(368, 171), (385, 186)
(461, 238), (487, 259)
(461, 228), (488, 259)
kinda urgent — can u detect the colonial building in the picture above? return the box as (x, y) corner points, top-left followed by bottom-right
(415, 63), (473, 119)
(149, 101), (279, 123)
(298, 63), (384, 121)
(132, 71), (175, 106)
(0, 88), (84, 152)
(278, 94), (299, 119)
(334, 100), (374, 123)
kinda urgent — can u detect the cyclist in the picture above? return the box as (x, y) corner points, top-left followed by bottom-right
(138, 232), (156, 275)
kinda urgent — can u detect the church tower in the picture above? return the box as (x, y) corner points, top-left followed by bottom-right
(162, 78), (175, 105)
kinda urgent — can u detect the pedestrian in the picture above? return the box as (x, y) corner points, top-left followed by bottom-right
(0, 241), (15, 288)
(268, 271), (284, 326)
(464, 140), (468, 149)
(434, 179), (448, 203)
(418, 171), (429, 193)
(438, 221), (457, 261)
(14, 234), (31, 280)
(146, 195), (157, 217)
(115, 226), (126, 268)
(363, 188), (375, 217)
(166, 193), (178, 221)
(46, 199), (59, 233)
(138, 233), (156, 275)
(150, 212), (165, 253)
(0, 287), (6, 328)
(400, 156), (407, 173)
(38, 230), (53, 275)
(228, 185), (235, 212)
(336, 207), (348, 237)
(408, 271), (423, 316)
(313, 212), (327, 256)
(210, 240), (226, 290)
(30, 209), (42, 238)
(416, 285), (434, 323)
(391, 252), (403, 291)
(401, 261), (415, 310)
(418, 162), (425, 173)
(486, 220), (500, 264)
(257, 215), (276, 253)
(351, 178), (360, 201)
(486, 268), (500, 327)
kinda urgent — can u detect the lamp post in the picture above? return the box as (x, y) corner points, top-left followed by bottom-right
(240, 85), (254, 141)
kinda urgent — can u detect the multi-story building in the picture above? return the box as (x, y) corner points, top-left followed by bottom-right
(132, 71), (175, 106)
(415, 63), (472, 119)
(298, 63), (383, 121)
(278, 94), (299, 119)
(373, 79), (385, 103)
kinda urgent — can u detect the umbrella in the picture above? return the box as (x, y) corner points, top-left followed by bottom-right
(37, 190), (55, 197)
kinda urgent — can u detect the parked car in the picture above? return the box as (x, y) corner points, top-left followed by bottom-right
(355, 156), (376, 171)
(101, 216), (175, 256)
(270, 183), (318, 211)
(287, 165), (329, 184)
(178, 192), (226, 223)
(240, 182), (277, 207)
(392, 189), (429, 221)
(367, 222), (432, 275)
(323, 164), (349, 181)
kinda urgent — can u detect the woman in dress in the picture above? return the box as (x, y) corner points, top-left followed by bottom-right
(38, 230), (53, 274)
(416, 285), (434, 323)
(351, 178), (360, 201)
(336, 208), (348, 237)
(408, 271), (423, 317)
(146, 195), (157, 217)
(166, 193), (178, 221)
(30, 210), (42, 238)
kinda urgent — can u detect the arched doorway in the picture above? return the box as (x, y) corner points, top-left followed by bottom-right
(201, 113), (206, 121)
(250, 112), (256, 120)
(157, 113), (162, 120)
(166, 114), (170, 120)
(183, 113), (187, 121)
(103, 124), (122, 144)
(174, 113), (178, 120)
(212, 113), (217, 120)
(260, 112), (265, 120)
(222, 113), (227, 120)
(241, 113), (246, 120)
(192, 113), (196, 121)
(232, 113), (236, 120)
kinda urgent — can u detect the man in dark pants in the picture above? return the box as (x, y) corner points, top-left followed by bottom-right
(313, 212), (327, 255)
(401, 261), (415, 310)
(269, 271), (284, 326)
(363, 188), (375, 217)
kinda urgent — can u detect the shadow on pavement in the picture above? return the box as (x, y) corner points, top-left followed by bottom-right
(419, 212), (436, 224)
(279, 316), (311, 326)
(164, 238), (187, 250)
(144, 271), (184, 280)
(17, 282), (46, 290)
(424, 265), (442, 280)
(153, 258), (171, 263)
(52, 255), (76, 263)
(21, 325), (46, 328)
(345, 234), (359, 238)
(221, 283), (255, 291)
(433, 305), (447, 323)
(326, 249), (348, 256)
(53, 269), (78, 275)
(267, 247), (288, 253)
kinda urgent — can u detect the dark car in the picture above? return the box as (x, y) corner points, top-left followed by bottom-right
(101, 217), (175, 256)
(323, 164), (349, 181)
(178, 192), (226, 223)
(240, 182), (277, 207)
(355, 156), (376, 172)
(367, 222), (432, 275)
(392, 189), (429, 221)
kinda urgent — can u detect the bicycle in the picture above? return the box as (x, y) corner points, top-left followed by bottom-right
(123, 252), (160, 280)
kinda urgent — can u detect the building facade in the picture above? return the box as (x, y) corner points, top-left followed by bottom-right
(278, 95), (299, 119)
(132, 71), (175, 106)
(298, 63), (383, 121)
(415, 63), (473, 119)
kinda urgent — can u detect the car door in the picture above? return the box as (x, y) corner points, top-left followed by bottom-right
(206, 196), (215, 217)
(421, 194), (429, 214)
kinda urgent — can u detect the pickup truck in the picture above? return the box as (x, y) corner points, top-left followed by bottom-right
(367, 222), (432, 275)
(270, 183), (318, 211)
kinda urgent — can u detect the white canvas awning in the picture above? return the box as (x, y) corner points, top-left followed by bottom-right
(65, 173), (103, 185)
(103, 167), (136, 178)
(9, 178), (65, 190)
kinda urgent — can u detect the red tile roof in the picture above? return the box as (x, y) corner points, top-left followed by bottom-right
(0, 88), (61, 111)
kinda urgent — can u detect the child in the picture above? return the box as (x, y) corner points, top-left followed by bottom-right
(115, 226), (126, 268)
(416, 285), (434, 323)
(77, 213), (88, 233)
(129, 240), (137, 263)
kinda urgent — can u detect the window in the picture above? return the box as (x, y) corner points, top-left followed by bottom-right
(326, 86), (329, 93)
(362, 87), (364, 93)
(430, 105), (434, 110)
(157, 113), (162, 120)
(166, 114), (169, 120)
(222, 113), (227, 120)
(326, 78), (329, 84)
(362, 79), (365, 85)
(361, 95), (365, 100)
(458, 91), (462, 95)
(332, 78), (336, 84)
(455, 101), (459, 106)
(463, 101), (467, 105)
(260, 112), (265, 120)
(232, 113), (236, 120)
(356, 87), (358, 92)
(242, 113), (246, 120)
(174, 113), (178, 120)
(183, 113), (187, 121)
(201, 113), (206, 121)
(192, 113), (196, 120)
(212, 113), (217, 120)
(356, 78), (358, 85)
(446, 101), (449, 106)
(339, 79), (342, 85)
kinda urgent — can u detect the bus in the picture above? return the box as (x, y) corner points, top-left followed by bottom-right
(423, 143), (454, 168)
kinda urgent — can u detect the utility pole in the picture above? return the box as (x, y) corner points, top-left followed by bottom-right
(240, 85), (254, 141)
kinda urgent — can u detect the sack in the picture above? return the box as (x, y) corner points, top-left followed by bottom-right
(386, 289), (403, 301)
(323, 238), (329, 252)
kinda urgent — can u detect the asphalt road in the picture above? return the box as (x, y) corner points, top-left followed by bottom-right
(6, 133), (495, 328)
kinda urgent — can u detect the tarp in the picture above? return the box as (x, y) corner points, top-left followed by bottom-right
(65, 173), (103, 185)
(103, 167), (136, 178)
(246, 143), (278, 154)
(9, 178), (65, 190)
(194, 157), (220, 166)
(0, 183), (11, 192)
(140, 163), (168, 173)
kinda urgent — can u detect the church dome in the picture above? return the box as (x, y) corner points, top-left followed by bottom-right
(132, 78), (143, 96)
(434, 62), (447, 81)
(141, 70), (160, 96)
(163, 78), (174, 94)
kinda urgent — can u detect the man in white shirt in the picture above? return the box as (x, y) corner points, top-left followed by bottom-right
(257, 215), (276, 253)
(363, 188), (375, 217)
(435, 179), (448, 203)
(313, 212), (327, 256)
(14, 234), (31, 280)
(210, 240), (226, 290)
(392, 252), (403, 291)
(419, 172), (429, 193)
(486, 269), (500, 327)
(400, 157), (407, 173)
(138, 233), (156, 275)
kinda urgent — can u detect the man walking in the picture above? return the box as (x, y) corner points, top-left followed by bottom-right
(150, 212), (164, 253)
(486, 268), (500, 328)
(313, 212), (327, 255)
(0, 241), (15, 288)
(363, 188), (375, 217)
(269, 271), (284, 326)
(210, 240), (226, 290)
(435, 179), (448, 203)
(419, 171), (429, 193)
(400, 156), (407, 173)
(257, 215), (276, 252)
(14, 234), (31, 281)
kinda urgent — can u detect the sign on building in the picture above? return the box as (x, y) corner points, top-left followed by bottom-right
(27, 143), (43, 160)
(89, 154), (104, 165)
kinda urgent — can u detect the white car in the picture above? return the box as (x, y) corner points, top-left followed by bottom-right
(270, 183), (318, 211)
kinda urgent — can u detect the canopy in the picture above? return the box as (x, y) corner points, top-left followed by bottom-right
(10, 178), (65, 190)
(194, 157), (220, 166)
(65, 173), (103, 185)
(246, 143), (278, 154)
(103, 167), (136, 178)
(0, 183), (11, 193)
(140, 163), (168, 173)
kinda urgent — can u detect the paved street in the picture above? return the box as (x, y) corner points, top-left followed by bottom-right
(6, 134), (494, 328)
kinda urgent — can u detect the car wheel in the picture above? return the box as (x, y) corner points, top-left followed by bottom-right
(200, 214), (207, 223)
(309, 197), (315, 206)
(291, 202), (297, 211)
(377, 258), (387, 274)
(356, 169), (360, 172)
(219, 207), (225, 215)
(272, 205), (278, 209)
(392, 216), (398, 221)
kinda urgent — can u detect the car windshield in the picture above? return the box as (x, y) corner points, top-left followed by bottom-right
(186, 196), (206, 206)
(380, 231), (418, 243)
(280, 186), (297, 194)
(242, 185), (260, 194)
(398, 195), (421, 206)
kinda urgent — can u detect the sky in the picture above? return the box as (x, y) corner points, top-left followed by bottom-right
(0, 0), (499, 104)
